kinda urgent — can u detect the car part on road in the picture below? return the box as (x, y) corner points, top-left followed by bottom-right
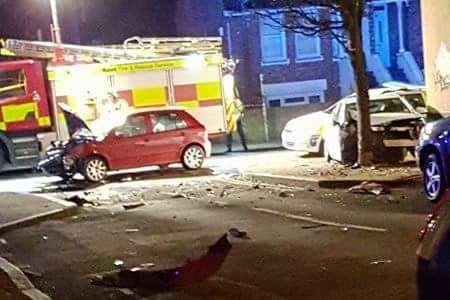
(182, 144), (205, 170)
(90, 234), (232, 292)
(423, 153), (445, 202)
(348, 181), (390, 196)
(229, 228), (248, 239)
(83, 157), (108, 183)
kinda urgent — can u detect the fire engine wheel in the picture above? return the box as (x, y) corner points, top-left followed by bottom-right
(83, 157), (108, 183)
(182, 145), (205, 170)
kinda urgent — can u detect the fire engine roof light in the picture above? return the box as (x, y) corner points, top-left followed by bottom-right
(184, 54), (207, 71)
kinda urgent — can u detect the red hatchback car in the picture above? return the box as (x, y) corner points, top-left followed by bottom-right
(38, 104), (211, 182)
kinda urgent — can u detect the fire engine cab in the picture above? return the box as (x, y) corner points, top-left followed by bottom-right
(0, 37), (228, 172)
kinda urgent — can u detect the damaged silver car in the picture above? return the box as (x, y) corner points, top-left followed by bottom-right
(323, 92), (424, 164)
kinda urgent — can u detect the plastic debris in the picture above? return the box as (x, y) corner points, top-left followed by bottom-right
(122, 202), (145, 210)
(348, 181), (390, 196)
(370, 259), (392, 265)
(90, 234), (232, 292)
(341, 227), (349, 232)
(229, 228), (248, 239)
(114, 260), (124, 267)
(0, 238), (7, 245)
(42, 235), (48, 240)
(125, 229), (140, 233)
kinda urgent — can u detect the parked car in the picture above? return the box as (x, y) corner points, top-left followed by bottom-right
(38, 104), (211, 182)
(417, 190), (450, 299)
(281, 105), (335, 155)
(323, 91), (424, 164)
(281, 86), (432, 157)
(417, 118), (450, 201)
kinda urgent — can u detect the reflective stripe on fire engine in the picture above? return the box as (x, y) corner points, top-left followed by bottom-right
(196, 82), (222, 101)
(0, 48), (16, 57)
(132, 87), (168, 107)
(2, 103), (37, 123)
(0, 122), (5, 131)
(38, 116), (52, 127)
(177, 101), (199, 108)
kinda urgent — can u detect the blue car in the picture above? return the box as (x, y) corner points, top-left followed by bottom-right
(417, 118), (450, 201)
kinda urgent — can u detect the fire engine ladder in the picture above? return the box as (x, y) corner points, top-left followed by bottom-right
(0, 37), (222, 63)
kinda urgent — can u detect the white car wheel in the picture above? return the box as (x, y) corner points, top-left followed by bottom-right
(182, 145), (205, 170)
(84, 157), (108, 182)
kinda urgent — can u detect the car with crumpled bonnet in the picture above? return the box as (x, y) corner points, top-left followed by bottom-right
(38, 104), (211, 182)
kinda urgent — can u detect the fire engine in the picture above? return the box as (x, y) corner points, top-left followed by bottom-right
(0, 37), (228, 172)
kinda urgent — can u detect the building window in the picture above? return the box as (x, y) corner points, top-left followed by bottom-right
(294, 9), (322, 62)
(267, 93), (324, 107)
(295, 33), (322, 61)
(264, 79), (327, 107)
(260, 14), (288, 65)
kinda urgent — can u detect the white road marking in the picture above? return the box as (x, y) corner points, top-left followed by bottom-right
(252, 207), (388, 233)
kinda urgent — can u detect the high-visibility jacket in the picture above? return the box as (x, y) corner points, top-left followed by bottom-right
(226, 97), (243, 132)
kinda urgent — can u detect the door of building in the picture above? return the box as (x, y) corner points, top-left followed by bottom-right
(373, 5), (391, 67)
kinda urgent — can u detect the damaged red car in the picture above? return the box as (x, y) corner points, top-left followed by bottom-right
(38, 104), (211, 182)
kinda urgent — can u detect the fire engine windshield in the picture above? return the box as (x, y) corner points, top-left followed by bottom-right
(0, 70), (26, 99)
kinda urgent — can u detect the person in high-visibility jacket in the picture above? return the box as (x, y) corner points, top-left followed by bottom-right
(223, 71), (248, 152)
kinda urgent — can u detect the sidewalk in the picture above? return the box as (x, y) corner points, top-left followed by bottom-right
(0, 193), (77, 234)
(212, 141), (281, 155)
(240, 151), (422, 188)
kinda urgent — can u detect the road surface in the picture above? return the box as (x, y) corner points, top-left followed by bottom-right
(0, 163), (431, 300)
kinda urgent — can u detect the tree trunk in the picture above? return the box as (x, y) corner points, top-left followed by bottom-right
(346, 15), (373, 166)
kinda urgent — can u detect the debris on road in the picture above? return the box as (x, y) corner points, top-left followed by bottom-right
(140, 263), (155, 268)
(42, 235), (48, 240)
(370, 259), (392, 265)
(125, 229), (140, 233)
(168, 192), (188, 199)
(122, 202), (146, 210)
(90, 234), (232, 291)
(23, 269), (43, 278)
(348, 181), (390, 196)
(114, 260), (124, 267)
(66, 194), (96, 207)
(0, 238), (7, 245)
(279, 191), (294, 198)
(229, 228), (248, 239)
(301, 224), (326, 230)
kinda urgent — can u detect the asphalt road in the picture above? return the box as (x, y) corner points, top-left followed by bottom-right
(0, 171), (432, 300)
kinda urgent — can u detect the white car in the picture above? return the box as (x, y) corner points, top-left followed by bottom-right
(281, 86), (429, 157)
(281, 106), (335, 155)
(323, 91), (424, 163)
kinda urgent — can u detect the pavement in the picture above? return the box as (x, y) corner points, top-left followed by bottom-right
(0, 193), (76, 299)
(0, 193), (77, 235)
(211, 141), (281, 155)
(240, 151), (422, 188)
